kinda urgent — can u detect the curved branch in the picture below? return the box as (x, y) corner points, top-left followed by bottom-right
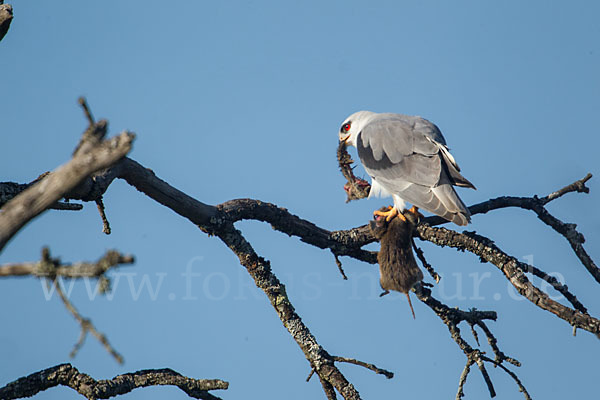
(218, 198), (377, 264)
(0, 363), (228, 400)
(416, 225), (600, 336)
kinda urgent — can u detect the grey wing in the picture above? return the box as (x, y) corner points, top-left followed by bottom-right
(357, 116), (474, 226)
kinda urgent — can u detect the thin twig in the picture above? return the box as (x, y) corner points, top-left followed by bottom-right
(332, 251), (348, 280)
(524, 263), (587, 314)
(49, 277), (124, 364)
(78, 96), (95, 126)
(473, 355), (496, 398)
(34, 248), (124, 364)
(476, 320), (520, 366)
(482, 355), (532, 400)
(332, 356), (394, 379)
(414, 283), (521, 399)
(95, 197), (111, 234)
(468, 322), (480, 346)
(411, 238), (440, 283)
(541, 173), (592, 203)
(456, 360), (473, 400)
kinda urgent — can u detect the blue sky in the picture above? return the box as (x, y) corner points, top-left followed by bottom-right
(1, 1), (599, 399)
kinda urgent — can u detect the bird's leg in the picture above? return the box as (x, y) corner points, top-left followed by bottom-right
(373, 206), (405, 222)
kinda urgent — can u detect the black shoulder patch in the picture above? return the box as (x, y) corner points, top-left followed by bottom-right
(357, 131), (395, 170)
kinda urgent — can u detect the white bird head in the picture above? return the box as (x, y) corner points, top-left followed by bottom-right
(338, 110), (376, 147)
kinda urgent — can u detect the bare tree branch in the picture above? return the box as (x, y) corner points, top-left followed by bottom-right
(416, 225), (599, 336)
(412, 238), (440, 283)
(95, 197), (112, 234)
(0, 363), (228, 400)
(49, 274), (124, 364)
(483, 356), (532, 400)
(331, 356), (394, 379)
(0, 249), (134, 278)
(211, 222), (362, 399)
(414, 282), (525, 399)
(0, 120), (134, 252)
(461, 173), (598, 284)
(0, 248), (133, 362)
(1, 181), (83, 210)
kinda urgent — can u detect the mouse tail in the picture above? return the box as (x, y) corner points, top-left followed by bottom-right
(406, 292), (416, 319)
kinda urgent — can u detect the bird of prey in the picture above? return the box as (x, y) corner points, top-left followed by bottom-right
(339, 111), (475, 225)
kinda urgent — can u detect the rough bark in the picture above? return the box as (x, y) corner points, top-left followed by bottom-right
(0, 121), (134, 252)
(0, 363), (228, 400)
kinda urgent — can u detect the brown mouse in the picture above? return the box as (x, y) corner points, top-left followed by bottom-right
(370, 208), (423, 319)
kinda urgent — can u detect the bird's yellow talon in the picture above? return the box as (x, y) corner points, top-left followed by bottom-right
(408, 206), (424, 219)
(395, 212), (407, 222)
(373, 206), (399, 222)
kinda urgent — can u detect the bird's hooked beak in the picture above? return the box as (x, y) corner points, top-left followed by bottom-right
(339, 133), (351, 143)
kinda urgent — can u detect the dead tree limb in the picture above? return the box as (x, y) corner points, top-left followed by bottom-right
(0, 249), (134, 278)
(48, 275), (124, 364)
(0, 120), (134, 252)
(416, 225), (598, 335)
(0, 363), (228, 400)
(414, 283), (527, 399)
(0, 181), (83, 210)
(0, 247), (133, 362)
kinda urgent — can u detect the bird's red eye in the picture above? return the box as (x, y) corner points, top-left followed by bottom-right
(341, 123), (351, 133)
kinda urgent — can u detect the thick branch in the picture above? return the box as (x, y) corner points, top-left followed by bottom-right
(118, 157), (218, 226)
(212, 222), (361, 400)
(1, 181), (83, 210)
(0, 363), (228, 400)
(218, 199), (377, 264)
(0, 122), (134, 252)
(416, 225), (600, 336)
